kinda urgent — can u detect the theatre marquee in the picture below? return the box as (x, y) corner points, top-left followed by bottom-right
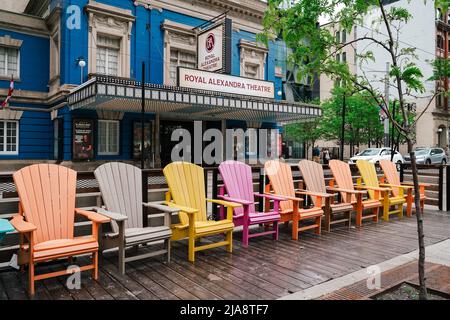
(178, 67), (275, 99)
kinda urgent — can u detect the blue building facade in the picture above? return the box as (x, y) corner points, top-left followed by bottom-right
(0, 0), (319, 168)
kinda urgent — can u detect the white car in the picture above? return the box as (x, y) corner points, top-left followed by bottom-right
(349, 148), (404, 166)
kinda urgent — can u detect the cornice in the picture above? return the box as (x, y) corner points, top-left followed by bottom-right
(0, 9), (49, 38)
(134, 0), (266, 33)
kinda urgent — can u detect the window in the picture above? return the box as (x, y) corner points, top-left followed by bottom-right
(0, 120), (18, 154)
(169, 49), (196, 85)
(336, 53), (340, 62)
(335, 31), (340, 43)
(342, 52), (347, 63)
(96, 35), (120, 76)
(98, 120), (119, 155)
(341, 30), (347, 44)
(437, 35), (444, 49)
(0, 47), (19, 78)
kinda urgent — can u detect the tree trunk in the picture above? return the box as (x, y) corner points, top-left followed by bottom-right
(408, 139), (428, 300)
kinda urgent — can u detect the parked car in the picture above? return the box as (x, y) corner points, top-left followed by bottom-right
(348, 148), (404, 167)
(403, 147), (447, 164)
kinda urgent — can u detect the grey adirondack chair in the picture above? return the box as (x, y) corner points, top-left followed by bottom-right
(94, 162), (178, 274)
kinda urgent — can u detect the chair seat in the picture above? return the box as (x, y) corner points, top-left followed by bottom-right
(174, 220), (234, 236)
(104, 226), (172, 245)
(362, 199), (382, 209)
(233, 211), (281, 224)
(389, 196), (406, 205)
(330, 202), (354, 213)
(33, 236), (98, 262)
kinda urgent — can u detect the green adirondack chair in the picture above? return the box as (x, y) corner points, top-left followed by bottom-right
(0, 219), (14, 242)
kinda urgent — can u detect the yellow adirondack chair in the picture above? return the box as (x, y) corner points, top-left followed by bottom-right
(161, 162), (241, 262)
(379, 159), (428, 216)
(356, 160), (406, 221)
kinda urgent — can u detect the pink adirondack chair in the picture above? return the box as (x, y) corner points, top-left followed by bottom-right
(218, 160), (285, 247)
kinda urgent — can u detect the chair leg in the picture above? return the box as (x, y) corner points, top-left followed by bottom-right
(348, 211), (352, 228)
(118, 244), (125, 275)
(373, 207), (379, 223)
(399, 204), (404, 219)
(226, 231), (233, 253)
(382, 201), (390, 221)
(292, 218), (299, 240)
(242, 225), (249, 247)
(356, 207), (363, 227)
(166, 239), (171, 263)
(92, 251), (99, 280)
(188, 237), (195, 262)
(325, 212), (331, 232)
(273, 221), (279, 240)
(29, 261), (35, 296)
(315, 216), (321, 235)
(406, 196), (413, 217)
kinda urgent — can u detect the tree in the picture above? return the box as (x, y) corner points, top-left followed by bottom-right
(261, 0), (449, 299)
(320, 87), (385, 149)
(284, 117), (322, 159)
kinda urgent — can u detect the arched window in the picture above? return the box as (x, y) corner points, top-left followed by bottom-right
(335, 30), (340, 43)
(436, 8), (443, 21)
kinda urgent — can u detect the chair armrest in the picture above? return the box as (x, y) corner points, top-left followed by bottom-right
(254, 193), (287, 201)
(206, 198), (242, 208)
(91, 207), (128, 222)
(326, 186), (366, 194)
(144, 201), (181, 214)
(354, 185), (391, 192)
(380, 183), (413, 190)
(217, 195), (254, 206)
(10, 215), (36, 233)
(163, 202), (199, 215)
(402, 182), (431, 188)
(296, 189), (334, 198)
(75, 208), (111, 224)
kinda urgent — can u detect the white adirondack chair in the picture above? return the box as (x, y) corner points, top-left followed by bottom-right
(94, 162), (178, 274)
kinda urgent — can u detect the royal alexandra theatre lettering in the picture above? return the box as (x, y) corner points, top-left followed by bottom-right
(178, 67), (275, 99)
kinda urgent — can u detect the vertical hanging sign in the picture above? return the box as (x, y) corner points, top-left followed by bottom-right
(197, 18), (232, 74)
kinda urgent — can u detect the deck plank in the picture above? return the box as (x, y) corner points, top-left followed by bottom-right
(0, 210), (449, 300)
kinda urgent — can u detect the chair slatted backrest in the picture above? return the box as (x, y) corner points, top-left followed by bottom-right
(264, 160), (295, 212)
(219, 161), (256, 216)
(13, 164), (76, 244)
(379, 160), (401, 197)
(298, 160), (327, 207)
(95, 162), (143, 230)
(356, 160), (379, 200)
(163, 162), (207, 226)
(329, 160), (356, 203)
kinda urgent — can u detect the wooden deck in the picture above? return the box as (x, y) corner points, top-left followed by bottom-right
(1, 210), (450, 300)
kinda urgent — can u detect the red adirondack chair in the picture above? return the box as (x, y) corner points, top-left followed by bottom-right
(218, 160), (285, 246)
(10, 164), (110, 296)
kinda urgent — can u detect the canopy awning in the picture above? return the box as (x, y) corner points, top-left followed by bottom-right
(68, 75), (322, 124)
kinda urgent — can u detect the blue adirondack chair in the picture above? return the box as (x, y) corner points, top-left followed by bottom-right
(0, 219), (14, 242)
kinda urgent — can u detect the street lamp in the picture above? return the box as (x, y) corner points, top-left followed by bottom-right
(77, 58), (86, 84)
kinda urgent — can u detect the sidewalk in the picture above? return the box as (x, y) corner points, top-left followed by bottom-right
(279, 238), (450, 300)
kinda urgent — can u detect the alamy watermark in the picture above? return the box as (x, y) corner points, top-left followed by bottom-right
(170, 121), (280, 165)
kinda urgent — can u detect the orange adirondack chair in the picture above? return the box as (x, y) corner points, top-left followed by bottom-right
(297, 160), (354, 231)
(328, 160), (381, 226)
(10, 164), (110, 296)
(264, 160), (323, 240)
(379, 160), (427, 216)
(356, 160), (406, 221)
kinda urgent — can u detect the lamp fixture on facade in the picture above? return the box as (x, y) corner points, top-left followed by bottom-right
(77, 57), (86, 84)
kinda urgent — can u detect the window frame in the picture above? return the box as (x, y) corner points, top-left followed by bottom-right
(96, 34), (121, 76)
(97, 119), (120, 156)
(0, 46), (20, 79)
(0, 120), (19, 155)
